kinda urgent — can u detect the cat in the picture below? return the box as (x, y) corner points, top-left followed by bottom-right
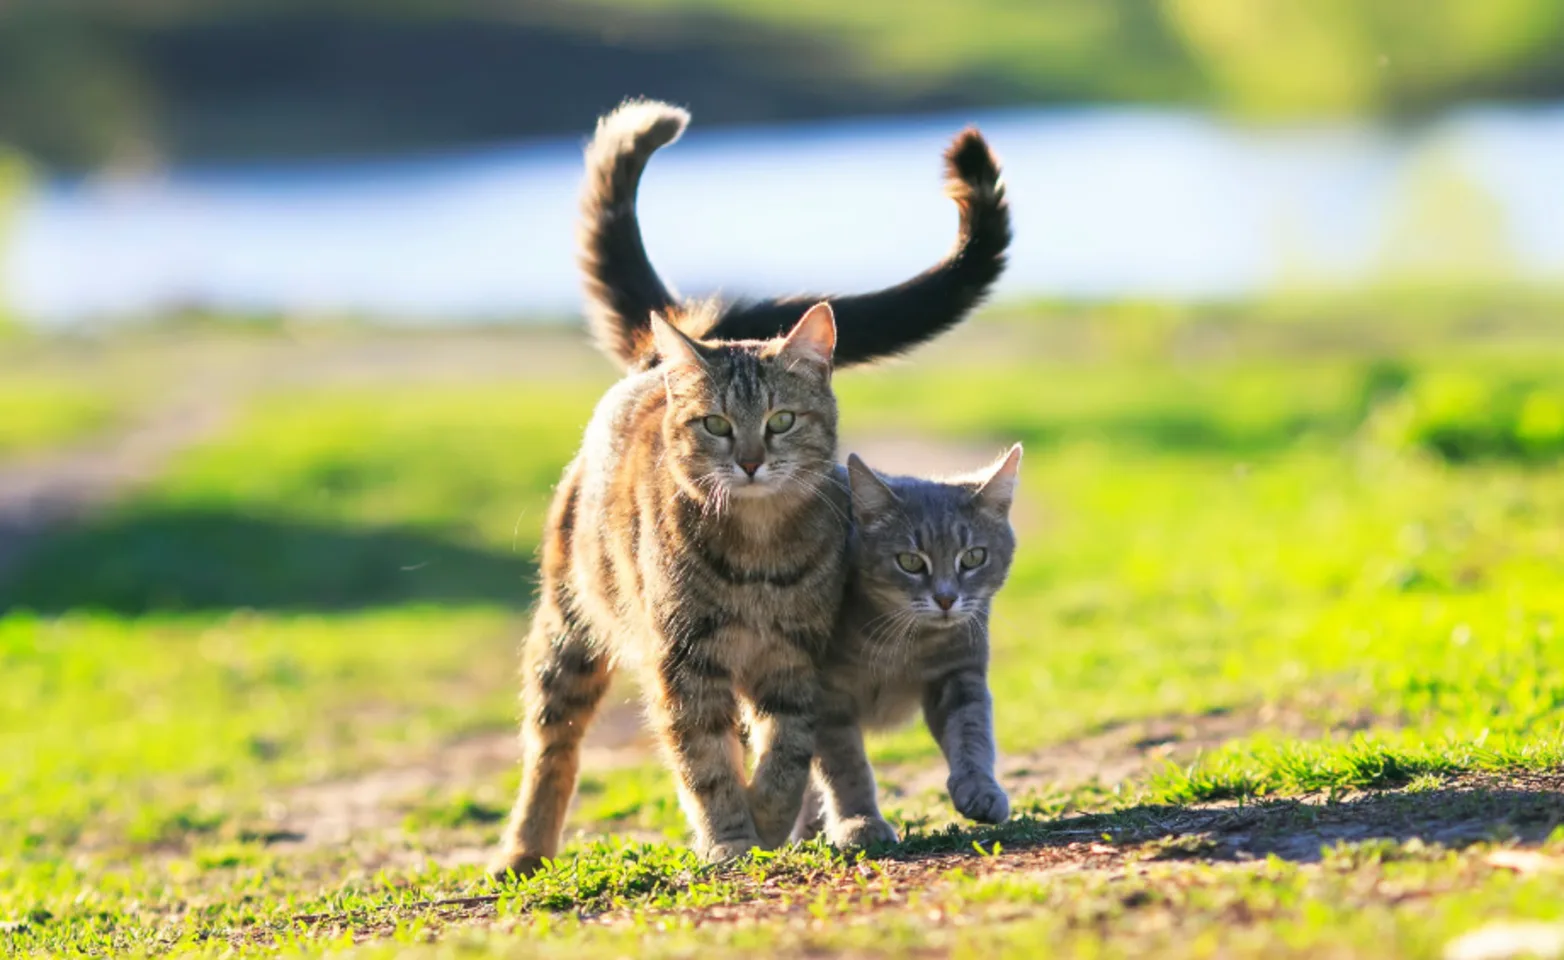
(490, 302), (852, 878)
(793, 446), (1022, 849)
(578, 98), (1011, 372)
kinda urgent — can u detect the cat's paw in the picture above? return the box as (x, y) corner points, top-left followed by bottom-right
(949, 775), (1010, 824)
(702, 834), (764, 865)
(827, 816), (900, 850)
(790, 812), (825, 843)
(750, 789), (808, 848)
(487, 851), (548, 883)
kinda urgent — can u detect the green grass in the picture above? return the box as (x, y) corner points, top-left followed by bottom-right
(6, 299), (1564, 956)
(596, 0), (1198, 105)
(0, 608), (524, 855)
(0, 380), (120, 457)
(2, 382), (607, 613)
(579, 0), (1564, 117)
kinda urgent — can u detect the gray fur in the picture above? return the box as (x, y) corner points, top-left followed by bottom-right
(797, 446), (1022, 848)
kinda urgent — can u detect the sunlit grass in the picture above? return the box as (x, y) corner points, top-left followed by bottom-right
(0, 607), (521, 856)
(0, 381), (119, 457)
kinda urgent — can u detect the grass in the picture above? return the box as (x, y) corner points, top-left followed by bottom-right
(0, 608), (520, 856)
(5, 296), (1564, 956)
(2, 383), (605, 612)
(0, 380), (120, 457)
(576, 0), (1564, 118)
(593, 0), (1198, 105)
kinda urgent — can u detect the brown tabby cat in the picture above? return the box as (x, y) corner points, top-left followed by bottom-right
(793, 447), (1022, 848)
(491, 302), (850, 877)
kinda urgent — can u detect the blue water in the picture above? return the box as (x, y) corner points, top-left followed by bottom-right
(8, 104), (1564, 323)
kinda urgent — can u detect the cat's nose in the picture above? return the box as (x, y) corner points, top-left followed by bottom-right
(738, 460), (763, 477)
(933, 593), (957, 612)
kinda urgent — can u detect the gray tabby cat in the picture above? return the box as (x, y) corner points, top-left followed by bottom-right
(793, 445), (1022, 848)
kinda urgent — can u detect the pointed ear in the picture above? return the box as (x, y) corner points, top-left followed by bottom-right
(973, 443), (1023, 515)
(778, 302), (836, 371)
(846, 453), (898, 517)
(651, 314), (707, 369)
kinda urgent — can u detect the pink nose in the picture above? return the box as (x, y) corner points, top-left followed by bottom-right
(934, 594), (956, 611)
(738, 461), (762, 477)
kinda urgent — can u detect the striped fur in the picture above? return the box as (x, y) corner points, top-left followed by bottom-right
(578, 98), (1011, 373)
(492, 303), (850, 876)
(795, 446), (1023, 849)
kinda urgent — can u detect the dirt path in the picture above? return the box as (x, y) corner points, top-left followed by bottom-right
(260, 700), (1346, 866)
(881, 702), (1386, 803)
(264, 694), (657, 856)
(0, 331), (606, 585)
(0, 381), (234, 581)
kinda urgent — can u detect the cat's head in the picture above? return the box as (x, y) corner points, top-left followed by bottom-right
(653, 302), (838, 505)
(846, 445), (1022, 629)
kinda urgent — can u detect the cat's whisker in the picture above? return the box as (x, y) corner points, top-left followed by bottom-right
(691, 469), (732, 522)
(861, 609), (919, 679)
(960, 617), (983, 650)
(779, 470), (850, 525)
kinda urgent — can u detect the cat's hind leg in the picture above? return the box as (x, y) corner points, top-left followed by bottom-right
(490, 596), (613, 879)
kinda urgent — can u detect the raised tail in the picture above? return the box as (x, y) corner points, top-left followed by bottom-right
(692, 127), (1012, 367)
(578, 98), (689, 368)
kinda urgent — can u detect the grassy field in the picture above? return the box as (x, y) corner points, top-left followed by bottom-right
(4, 297), (1564, 958)
(0, 379), (120, 457)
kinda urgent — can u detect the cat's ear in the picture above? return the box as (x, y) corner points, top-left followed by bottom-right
(651, 314), (708, 370)
(778, 302), (836, 371)
(973, 443), (1023, 515)
(846, 453), (898, 516)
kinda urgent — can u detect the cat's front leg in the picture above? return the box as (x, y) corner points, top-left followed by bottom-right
(650, 627), (762, 861)
(740, 645), (822, 848)
(923, 668), (1009, 825)
(813, 703), (899, 849)
(789, 779), (826, 842)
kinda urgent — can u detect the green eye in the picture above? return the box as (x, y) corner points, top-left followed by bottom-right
(766, 410), (796, 434)
(703, 415), (733, 437)
(895, 553), (927, 574)
(960, 547), (988, 570)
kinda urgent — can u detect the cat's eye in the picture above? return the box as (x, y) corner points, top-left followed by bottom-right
(960, 547), (989, 570)
(895, 553), (927, 574)
(703, 415), (734, 437)
(766, 410), (796, 434)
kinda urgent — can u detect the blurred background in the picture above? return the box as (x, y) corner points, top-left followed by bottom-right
(2, 0), (1563, 322)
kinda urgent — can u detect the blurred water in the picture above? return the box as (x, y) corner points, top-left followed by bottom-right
(8, 104), (1564, 324)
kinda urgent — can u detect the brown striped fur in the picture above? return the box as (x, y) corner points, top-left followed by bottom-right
(491, 302), (850, 876)
(793, 446), (1022, 849)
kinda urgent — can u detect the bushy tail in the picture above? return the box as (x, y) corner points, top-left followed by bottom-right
(695, 128), (1012, 368)
(577, 98), (688, 367)
(577, 100), (1012, 370)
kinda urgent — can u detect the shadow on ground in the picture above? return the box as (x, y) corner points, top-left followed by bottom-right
(0, 507), (535, 614)
(887, 771), (1564, 867)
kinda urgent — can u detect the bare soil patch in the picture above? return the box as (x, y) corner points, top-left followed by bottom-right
(262, 692), (656, 854)
(0, 331), (609, 586)
(883, 702), (1385, 803)
(0, 385), (232, 580)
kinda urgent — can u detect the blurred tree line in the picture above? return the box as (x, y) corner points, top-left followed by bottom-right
(3, 0), (1563, 170)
